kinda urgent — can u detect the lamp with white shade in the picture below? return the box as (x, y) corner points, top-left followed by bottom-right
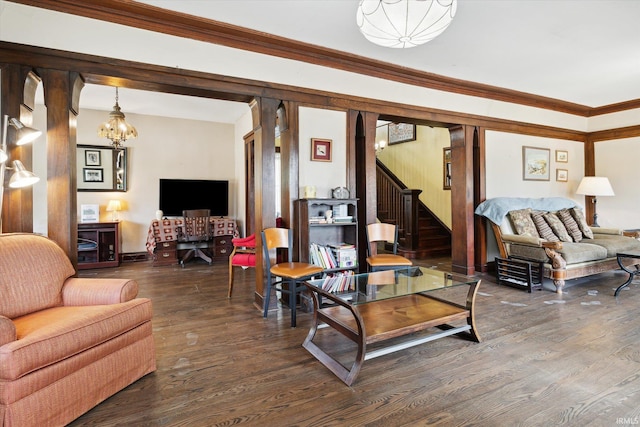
(106, 200), (122, 222)
(576, 176), (614, 227)
(0, 114), (42, 230)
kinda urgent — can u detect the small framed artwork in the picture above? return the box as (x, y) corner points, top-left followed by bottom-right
(83, 168), (104, 183)
(388, 123), (416, 144)
(555, 150), (568, 163)
(85, 150), (101, 166)
(556, 169), (568, 182)
(311, 138), (332, 162)
(522, 146), (550, 181)
(80, 204), (99, 223)
(443, 147), (452, 190)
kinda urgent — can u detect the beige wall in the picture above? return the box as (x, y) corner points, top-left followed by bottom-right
(376, 125), (452, 228)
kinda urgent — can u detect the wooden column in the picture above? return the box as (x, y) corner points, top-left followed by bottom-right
(351, 110), (378, 271)
(473, 127), (488, 273)
(583, 137), (596, 224)
(40, 69), (82, 267)
(450, 125), (475, 275)
(0, 65), (39, 233)
(250, 97), (280, 311)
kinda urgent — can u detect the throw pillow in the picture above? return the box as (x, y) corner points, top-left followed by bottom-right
(531, 212), (559, 242)
(557, 208), (583, 242)
(570, 207), (594, 239)
(543, 212), (572, 242)
(509, 208), (539, 237)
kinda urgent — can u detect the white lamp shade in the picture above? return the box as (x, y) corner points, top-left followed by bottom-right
(576, 177), (615, 197)
(357, 0), (457, 48)
(8, 160), (40, 188)
(0, 149), (7, 164)
(106, 200), (122, 212)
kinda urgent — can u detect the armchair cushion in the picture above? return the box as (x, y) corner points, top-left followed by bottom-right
(1, 299), (152, 382)
(62, 278), (139, 306)
(0, 234), (75, 319)
(0, 316), (16, 348)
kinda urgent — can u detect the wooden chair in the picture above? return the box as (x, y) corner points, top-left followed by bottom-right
(228, 233), (256, 298)
(262, 227), (323, 327)
(179, 209), (212, 267)
(365, 222), (412, 272)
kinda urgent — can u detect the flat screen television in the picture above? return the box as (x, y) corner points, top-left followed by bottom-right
(159, 179), (229, 217)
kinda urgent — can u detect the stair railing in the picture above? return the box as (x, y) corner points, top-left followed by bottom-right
(375, 160), (420, 252)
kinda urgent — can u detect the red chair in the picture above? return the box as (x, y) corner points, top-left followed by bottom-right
(228, 233), (256, 298)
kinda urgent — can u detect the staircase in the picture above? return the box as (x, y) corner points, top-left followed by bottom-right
(376, 159), (451, 259)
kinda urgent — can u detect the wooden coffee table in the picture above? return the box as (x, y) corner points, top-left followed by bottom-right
(303, 267), (481, 385)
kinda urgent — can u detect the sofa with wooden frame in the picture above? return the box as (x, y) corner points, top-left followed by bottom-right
(476, 197), (640, 293)
(0, 233), (156, 426)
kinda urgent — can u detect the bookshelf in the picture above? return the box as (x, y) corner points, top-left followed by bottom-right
(293, 198), (358, 274)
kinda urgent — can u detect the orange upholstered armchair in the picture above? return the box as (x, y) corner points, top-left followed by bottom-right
(228, 233), (256, 297)
(0, 233), (156, 426)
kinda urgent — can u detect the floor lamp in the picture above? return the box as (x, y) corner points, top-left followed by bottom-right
(576, 176), (615, 227)
(0, 114), (42, 231)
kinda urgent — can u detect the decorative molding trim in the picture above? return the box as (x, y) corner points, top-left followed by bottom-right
(11, 0), (637, 118)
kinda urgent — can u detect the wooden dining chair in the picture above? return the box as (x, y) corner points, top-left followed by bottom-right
(365, 222), (413, 272)
(262, 227), (323, 327)
(228, 233), (256, 298)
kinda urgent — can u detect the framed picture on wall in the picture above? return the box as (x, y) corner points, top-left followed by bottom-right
(85, 150), (101, 166)
(556, 169), (568, 182)
(83, 168), (104, 183)
(522, 146), (550, 181)
(555, 150), (568, 163)
(311, 138), (332, 162)
(443, 148), (452, 190)
(80, 204), (99, 223)
(388, 123), (416, 144)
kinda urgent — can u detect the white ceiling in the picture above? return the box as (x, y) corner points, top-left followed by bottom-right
(79, 0), (640, 123)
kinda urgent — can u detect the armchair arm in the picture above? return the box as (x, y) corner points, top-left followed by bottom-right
(0, 315), (17, 347)
(62, 278), (139, 306)
(501, 234), (544, 247)
(593, 227), (623, 236)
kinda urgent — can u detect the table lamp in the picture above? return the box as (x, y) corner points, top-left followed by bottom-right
(106, 199), (122, 221)
(576, 176), (614, 227)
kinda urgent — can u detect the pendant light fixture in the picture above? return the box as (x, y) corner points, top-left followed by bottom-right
(357, 0), (457, 49)
(97, 87), (138, 149)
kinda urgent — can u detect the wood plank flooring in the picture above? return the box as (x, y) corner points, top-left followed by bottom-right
(69, 257), (640, 426)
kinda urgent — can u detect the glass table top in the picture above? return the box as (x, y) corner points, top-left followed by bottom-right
(305, 266), (477, 305)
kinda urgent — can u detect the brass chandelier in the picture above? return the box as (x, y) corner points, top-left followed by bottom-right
(97, 87), (138, 149)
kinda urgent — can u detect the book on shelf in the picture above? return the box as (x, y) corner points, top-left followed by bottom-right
(319, 270), (355, 293)
(309, 243), (358, 269)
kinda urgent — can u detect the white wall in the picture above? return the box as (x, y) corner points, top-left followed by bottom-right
(298, 107), (347, 199)
(485, 131), (585, 203)
(595, 137), (640, 229)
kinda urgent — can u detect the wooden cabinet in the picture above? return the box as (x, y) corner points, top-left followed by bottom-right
(77, 222), (120, 269)
(293, 198), (358, 273)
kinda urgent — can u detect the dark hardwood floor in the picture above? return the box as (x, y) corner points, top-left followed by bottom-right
(70, 256), (640, 426)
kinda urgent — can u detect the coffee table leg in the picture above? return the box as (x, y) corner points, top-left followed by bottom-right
(615, 255), (640, 297)
(302, 289), (366, 386)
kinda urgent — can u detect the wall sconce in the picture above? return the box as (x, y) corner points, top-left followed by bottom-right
(375, 139), (387, 154)
(576, 176), (615, 227)
(106, 199), (122, 222)
(0, 114), (42, 229)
